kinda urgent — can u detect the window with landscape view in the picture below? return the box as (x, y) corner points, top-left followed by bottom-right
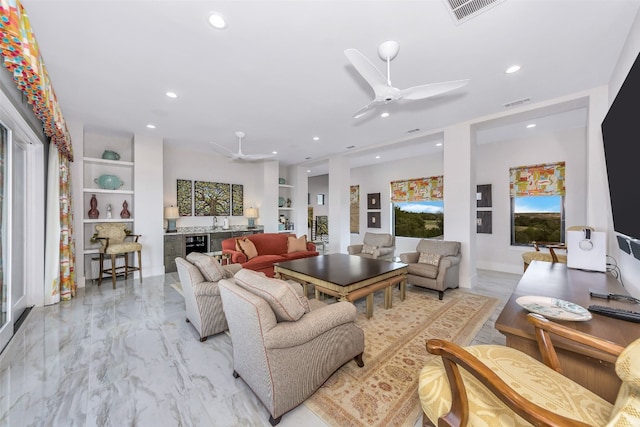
(391, 176), (444, 239)
(510, 162), (566, 246)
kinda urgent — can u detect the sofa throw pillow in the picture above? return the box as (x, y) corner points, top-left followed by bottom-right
(418, 252), (442, 267)
(234, 269), (306, 321)
(285, 280), (311, 313)
(186, 252), (225, 282)
(361, 244), (377, 255)
(287, 234), (308, 253)
(238, 238), (258, 259)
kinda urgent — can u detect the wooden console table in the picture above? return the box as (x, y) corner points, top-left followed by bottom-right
(495, 260), (640, 403)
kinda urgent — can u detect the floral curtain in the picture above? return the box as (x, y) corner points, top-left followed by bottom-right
(44, 147), (75, 304)
(509, 161), (565, 197)
(390, 176), (444, 203)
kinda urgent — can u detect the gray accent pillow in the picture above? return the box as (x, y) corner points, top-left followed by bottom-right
(418, 252), (442, 267)
(361, 244), (377, 254)
(187, 252), (225, 282)
(234, 269), (306, 322)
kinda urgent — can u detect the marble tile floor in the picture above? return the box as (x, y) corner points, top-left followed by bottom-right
(0, 269), (521, 427)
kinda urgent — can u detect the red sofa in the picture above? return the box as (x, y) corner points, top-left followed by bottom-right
(221, 233), (319, 277)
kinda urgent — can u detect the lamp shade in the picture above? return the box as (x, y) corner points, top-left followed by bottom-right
(245, 207), (259, 218)
(165, 206), (179, 219)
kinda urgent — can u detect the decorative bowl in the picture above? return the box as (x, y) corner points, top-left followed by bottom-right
(101, 150), (120, 161)
(278, 197), (285, 207)
(94, 174), (124, 190)
(279, 178), (286, 185)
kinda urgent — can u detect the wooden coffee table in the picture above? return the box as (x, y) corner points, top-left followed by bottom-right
(274, 253), (408, 303)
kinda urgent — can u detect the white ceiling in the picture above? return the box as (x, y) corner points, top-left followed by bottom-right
(21, 0), (640, 174)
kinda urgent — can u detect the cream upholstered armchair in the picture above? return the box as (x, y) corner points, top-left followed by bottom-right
(175, 253), (242, 342)
(218, 269), (364, 425)
(95, 223), (142, 289)
(521, 225), (594, 271)
(419, 313), (640, 427)
(347, 232), (396, 261)
(399, 239), (461, 300)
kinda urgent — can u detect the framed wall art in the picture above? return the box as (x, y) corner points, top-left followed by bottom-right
(367, 211), (381, 228)
(231, 184), (243, 216)
(367, 192), (380, 210)
(477, 184), (492, 208)
(177, 179), (193, 216)
(477, 211), (492, 234)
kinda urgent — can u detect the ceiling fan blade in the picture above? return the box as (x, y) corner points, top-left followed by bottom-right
(344, 49), (388, 92)
(241, 153), (276, 161)
(399, 79), (470, 100)
(352, 101), (380, 119)
(210, 141), (235, 155)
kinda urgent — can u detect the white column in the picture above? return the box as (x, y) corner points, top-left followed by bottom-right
(68, 121), (85, 286)
(443, 123), (476, 289)
(134, 134), (165, 277)
(328, 155), (350, 254)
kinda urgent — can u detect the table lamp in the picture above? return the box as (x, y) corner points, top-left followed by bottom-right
(165, 205), (179, 233)
(245, 207), (259, 229)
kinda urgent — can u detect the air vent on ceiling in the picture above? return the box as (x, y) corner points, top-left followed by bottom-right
(407, 128), (421, 134)
(442, 0), (506, 24)
(504, 97), (531, 108)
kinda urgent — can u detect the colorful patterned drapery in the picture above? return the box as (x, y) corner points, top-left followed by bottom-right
(390, 176), (443, 203)
(509, 161), (565, 197)
(44, 147), (76, 304)
(0, 0), (73, 160)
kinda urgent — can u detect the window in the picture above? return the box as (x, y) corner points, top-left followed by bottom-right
(391, 176), (444, 238)
(510, 162), (565, 246)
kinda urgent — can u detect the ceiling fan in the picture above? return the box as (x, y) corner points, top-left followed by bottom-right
(212, 131), (275, 161)
(344, 41), (470, 118)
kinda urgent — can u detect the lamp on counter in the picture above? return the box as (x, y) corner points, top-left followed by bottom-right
(245, 207), (259, 229)
(165, 205), (180, 233)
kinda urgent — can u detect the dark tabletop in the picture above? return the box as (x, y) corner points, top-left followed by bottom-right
(275, 253), (406, 287)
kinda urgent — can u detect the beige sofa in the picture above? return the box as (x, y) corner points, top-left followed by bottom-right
(399, 239), (461, 300)
(218, 269), (364, 425)
(347, 232), (396, 261)
(175, 254), (242, 341)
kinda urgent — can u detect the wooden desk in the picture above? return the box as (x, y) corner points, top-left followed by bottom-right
(495, 260), (640, 403)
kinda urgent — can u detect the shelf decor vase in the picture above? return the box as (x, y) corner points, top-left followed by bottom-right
(94, 174), (124, 190)
(88, 194), (99, 219)
(101, 150), (120, 161)
(120, 200), (131, 219)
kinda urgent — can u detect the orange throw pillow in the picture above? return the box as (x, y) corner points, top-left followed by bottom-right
(238, 238), (258, 259)
(287, 234), (308, 253)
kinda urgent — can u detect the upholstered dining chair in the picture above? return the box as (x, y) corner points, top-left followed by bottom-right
(95, 223), (142, 289)
(419, 313), (640, 427)
(522, 225), (595, 271)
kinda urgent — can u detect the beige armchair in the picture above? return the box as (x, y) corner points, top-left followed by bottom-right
(175, 254), (242, 342)
(347, 232), (396, 261)
(218, 269), (364, 425)
(399, 239), (461, 300)
(95, 222), (142, 289)
(419, 313), (640, 427)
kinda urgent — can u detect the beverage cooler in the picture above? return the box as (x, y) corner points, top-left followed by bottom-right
(185, 234), (209, 255)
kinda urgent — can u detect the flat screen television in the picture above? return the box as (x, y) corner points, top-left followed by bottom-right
(601, 51), (640, 240)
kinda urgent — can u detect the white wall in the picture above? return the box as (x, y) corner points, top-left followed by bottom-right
(162, 145), (265, 229)
(476, 127), (587, 273)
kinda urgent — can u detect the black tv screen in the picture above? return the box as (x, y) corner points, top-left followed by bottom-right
(601, 51), (640, 240)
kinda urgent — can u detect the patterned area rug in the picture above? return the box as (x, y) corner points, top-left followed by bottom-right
(304, 286), (499, 427)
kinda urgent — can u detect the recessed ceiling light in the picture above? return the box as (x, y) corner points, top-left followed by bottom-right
(436, 143), (443, 147)
(166, 91), (178, 98)
(272, 151), (278, 154)
(146, 124), (156, 129)
(313, 136), (319, 141)
(505, 65), (521, 74)
(208, 12), (227, 29)
(307, 170), (311, 173)
(375, 155), (381, 159)
(380, 112), (390, 118)
(526, 123), (536, 128)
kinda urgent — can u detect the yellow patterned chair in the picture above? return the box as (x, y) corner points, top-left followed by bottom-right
(419, 313), (640, 426)
(95, 223), (142, 289)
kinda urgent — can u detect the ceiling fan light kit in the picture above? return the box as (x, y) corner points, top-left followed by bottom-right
(345, 40), (470, 119)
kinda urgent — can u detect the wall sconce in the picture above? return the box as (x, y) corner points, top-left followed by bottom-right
(165, 205), (179, 233)
(245, 207), (259, 229)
